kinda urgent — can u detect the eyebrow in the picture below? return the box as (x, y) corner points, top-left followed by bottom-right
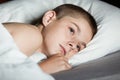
(71, 22), (80, 33)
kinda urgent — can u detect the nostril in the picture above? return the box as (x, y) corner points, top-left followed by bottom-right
(69, 43), (73, 47)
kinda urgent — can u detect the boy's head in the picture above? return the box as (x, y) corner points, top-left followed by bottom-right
(38, 4), (97, 57)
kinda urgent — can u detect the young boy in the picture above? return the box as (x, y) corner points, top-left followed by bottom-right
(3, 4), (97, 74)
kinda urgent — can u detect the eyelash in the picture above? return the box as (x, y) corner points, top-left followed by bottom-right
(69, 27), (75, 34)
(69, 27), (80, 51)
(77, 45), (81, 51)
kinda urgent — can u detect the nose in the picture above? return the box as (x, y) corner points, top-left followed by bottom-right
(68, 41), (78, 52)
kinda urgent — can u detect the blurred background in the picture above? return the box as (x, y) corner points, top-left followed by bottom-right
(0, 0), (120, 8)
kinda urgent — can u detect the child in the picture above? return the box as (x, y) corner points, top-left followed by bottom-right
(3, 4), (97, 74)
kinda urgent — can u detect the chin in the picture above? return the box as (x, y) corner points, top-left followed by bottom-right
(48, 50), (58, 56)
(45, 51), (53, 57)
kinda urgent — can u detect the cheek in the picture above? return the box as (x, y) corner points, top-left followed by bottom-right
(43, 29), (67, 55)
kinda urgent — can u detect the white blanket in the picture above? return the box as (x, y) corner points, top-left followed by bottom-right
(0, 23), (54, 80)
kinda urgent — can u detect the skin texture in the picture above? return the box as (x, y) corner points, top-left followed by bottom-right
(39, 11), (92, 57)
(3, 10), (93, 74)
(3, 23), (43, 56)
(38, 11), (93, 74)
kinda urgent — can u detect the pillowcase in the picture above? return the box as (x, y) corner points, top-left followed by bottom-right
(0, 0), (120, 66)
(0, 0), (93, 23)
(69, 0), (120, 66)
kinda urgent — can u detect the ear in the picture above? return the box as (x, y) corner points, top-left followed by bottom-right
(42, 10), (56, 26)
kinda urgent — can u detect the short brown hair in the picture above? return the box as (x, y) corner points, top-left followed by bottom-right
(35, 4), (97, 37)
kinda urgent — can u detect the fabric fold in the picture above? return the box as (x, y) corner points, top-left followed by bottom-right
(0, 23), (54, 80)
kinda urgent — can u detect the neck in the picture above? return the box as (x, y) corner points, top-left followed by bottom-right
(36, 42), (49, 57)
(36, 25), (49, 56)
(37, 24), (44, 31)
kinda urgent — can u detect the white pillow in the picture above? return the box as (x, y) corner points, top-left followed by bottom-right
(0, 0), (120, 66)
(70, 0), (120, 66)
(0, 0), (93, 23)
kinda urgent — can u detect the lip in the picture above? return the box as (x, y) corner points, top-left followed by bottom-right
(59, 44), (66, 55)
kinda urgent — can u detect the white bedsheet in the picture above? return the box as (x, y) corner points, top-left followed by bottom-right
(0, 23), (54, 80)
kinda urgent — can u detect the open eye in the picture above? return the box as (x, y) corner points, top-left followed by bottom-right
(69, 27), (75, 34)
(76, 45), (81, 51)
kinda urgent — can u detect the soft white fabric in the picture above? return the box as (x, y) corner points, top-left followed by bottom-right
(70, 0), (120, 66)
(0, 23), (54, 80)
(0, 23), (27, 63)
(30, 52), (47, 63)
(0, 0), (94, 23)
(0, 0), (120, 66)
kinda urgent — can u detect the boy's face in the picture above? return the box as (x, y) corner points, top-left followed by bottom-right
(41, 11), (93, 57)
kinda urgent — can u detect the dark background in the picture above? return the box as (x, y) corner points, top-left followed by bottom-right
(101, 0), (120, 8)
(0, 0), (120, 8)
(0, 0), (8, 3)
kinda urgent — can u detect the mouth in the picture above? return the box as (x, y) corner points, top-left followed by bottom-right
(59, 44), (66, 55)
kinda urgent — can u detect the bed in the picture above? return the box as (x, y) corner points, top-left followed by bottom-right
(52, 50), (120, 80)
(0, 0), (120, 80)
(52, 1), (120, 80)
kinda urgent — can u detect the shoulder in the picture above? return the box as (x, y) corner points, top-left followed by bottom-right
(4, 22), (42, 43)
(3, 22), (43, 56)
